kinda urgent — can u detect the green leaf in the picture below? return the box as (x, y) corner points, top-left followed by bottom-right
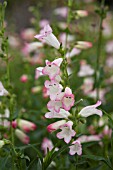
(82, 155), (113, 170)
(42, 144), (70, 170)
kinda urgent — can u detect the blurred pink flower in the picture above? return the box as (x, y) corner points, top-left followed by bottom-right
(39, 19), (50, 28)
(69, 140), (82, 155)
(78, 60), (94, 77)
(18, 119), (37, 132)
(75, 41), (92, 50)
(20, 74), (28, 83)
(41, 137), (54, 155)
(15, 129), (30, 144)
(54, 7), (68, 18)
(21, 28), (36, 41)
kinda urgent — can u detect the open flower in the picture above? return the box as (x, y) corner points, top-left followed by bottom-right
(57, 121), (76, 143)
(62, 87), (75, 111)
(42, 58), (63, 80)
(78, 101), (102, 117)
(15, 129), (30, 144)
(47, 120), (66, 133)
(34, 24), (60, 49)
(45, 109), (70, 119)
(0, 82), (9, 96)
(78, 60), (94, 77)
(69, 140), (82, 155)
(47, 100), (62, 113)
(18, 119), (37, 132)
(44, 80), (63, 100)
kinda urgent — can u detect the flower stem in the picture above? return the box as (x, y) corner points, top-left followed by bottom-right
(95, 0), (105, 100)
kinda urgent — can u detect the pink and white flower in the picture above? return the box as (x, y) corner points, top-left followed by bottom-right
(44, 80), (63, 100)
(78, 101), (102, 117)
(75, 41), (92, 50)
(66, 48), (81, 58)
(47, 100), (62, 113)
(45, 109), (70, 119)
(69, 140), (82, 155)
(0, 82), (9, 96)
(15, 129), (30, 144)
(56, 121), (76, 143)
(18, 119), (37, 132)
(54, 7), (68, 18)
(34, 24), (60, 49)
(41, 137), (54, 155)
(78, 135), (101, 143)
(62, 87), (75, 111)
(22, 42), (43, 55)
(47, 120), (66, 133)
(78, 60), (94, 77)
(42, 58), (63, 80)
(76, 10), (88, 18)
(35, 67), (44, 79)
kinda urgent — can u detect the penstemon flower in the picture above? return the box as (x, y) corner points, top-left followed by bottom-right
(47, 120), (66, 133)
(34, 24), (60, 49)
(75, 41), (92, 50)
(45, 109), (70, 119)
(17, 119), (37, 133)
(69, 140), (82, 155)
(41, 137), (54, 155)
(56, 121), (76, 143)
(15, 129), (30, 144)
(78, 101), (102, 117)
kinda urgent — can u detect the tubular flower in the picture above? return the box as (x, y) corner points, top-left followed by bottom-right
(47, 120), (66, 133)
(69, 140), (82, 155)
(41, 137), (54, 155)
(18, 119), (37, 132)
(42, 58), (63, 80)
(75, 41), (92, 50)
(78, 101), (102, 117)
(34, 24), (60, 49)
(56, 121), (76, 143)
(45, 109), (70, 119)
(15, 129), (30, 144)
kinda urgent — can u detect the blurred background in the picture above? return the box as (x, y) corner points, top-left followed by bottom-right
(0, 0), (113, 32)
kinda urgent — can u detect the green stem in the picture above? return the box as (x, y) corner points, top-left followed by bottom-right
(95, 0), (105, 100)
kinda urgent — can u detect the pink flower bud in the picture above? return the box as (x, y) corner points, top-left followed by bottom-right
(20, 75), (28, 83)
(76, 10), (88, 17)
(75, 41), (92, 50)
(18, 119), (37, 132)
(12, 120), (17, 129)
(15, 129), (30, 144)
(47, 120), (66, 133)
